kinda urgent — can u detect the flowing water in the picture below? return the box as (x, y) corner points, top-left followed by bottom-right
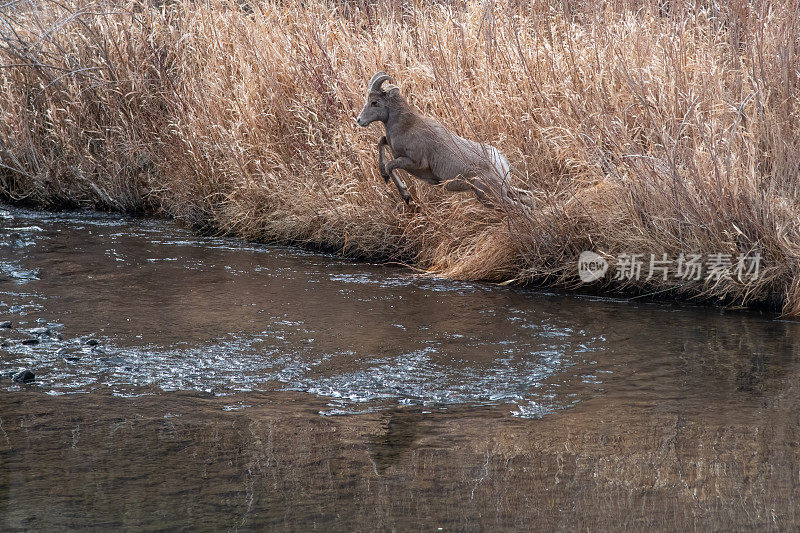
(1, 205), (799, 530)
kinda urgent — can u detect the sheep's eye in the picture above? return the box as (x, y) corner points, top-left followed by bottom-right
(370, 101), (378, 107)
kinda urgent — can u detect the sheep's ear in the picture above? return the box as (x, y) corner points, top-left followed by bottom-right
(386, 85), (400, 96)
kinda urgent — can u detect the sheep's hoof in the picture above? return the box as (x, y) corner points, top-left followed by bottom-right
(381, 173), (390, 184)
(403, 196), (411, 205)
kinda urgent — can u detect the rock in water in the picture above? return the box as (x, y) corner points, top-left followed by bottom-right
(85, 338), (99, 346)
(0, 321), (11, 328)
(12, 370), (35, 383)
(29, 327), (50, 335)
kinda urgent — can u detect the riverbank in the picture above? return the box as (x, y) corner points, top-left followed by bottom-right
(1, 0), (798, 312)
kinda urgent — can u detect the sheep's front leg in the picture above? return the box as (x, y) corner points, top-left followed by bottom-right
(377, 136), (391, 184)
(377, 137), (410, 204)
(384, 156), (418, 205)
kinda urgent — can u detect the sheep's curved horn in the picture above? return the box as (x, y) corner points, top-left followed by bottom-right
(368, 71), (394, 92)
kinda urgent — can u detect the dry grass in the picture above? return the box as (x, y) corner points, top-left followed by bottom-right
(1, 0), (799, 313)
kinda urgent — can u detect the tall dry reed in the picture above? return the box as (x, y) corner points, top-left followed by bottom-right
(1, 0), (798, 313)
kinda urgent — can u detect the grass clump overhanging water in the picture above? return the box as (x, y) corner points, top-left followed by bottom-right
(1, 0), (798, 313)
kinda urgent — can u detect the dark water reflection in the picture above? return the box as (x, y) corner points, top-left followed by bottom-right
(1, 205), (800, 530)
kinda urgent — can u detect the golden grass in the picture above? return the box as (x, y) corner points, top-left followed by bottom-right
(1, 0), (799, 312)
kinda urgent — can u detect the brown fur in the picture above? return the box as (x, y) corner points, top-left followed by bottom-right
(358, 73), (517, 207)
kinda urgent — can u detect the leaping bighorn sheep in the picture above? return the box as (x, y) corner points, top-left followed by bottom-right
(357, 71), (529, 208)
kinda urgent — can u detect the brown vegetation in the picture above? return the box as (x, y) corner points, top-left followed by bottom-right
(1, 0), (798, 312)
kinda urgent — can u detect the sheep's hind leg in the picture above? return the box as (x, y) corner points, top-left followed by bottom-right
(467, 178), (504, 208)
(443, 177), (499, 207)
(442, 178), (472, 193)
(508, 186), (535, 210)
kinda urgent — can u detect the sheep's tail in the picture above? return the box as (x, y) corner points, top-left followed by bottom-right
(485, 146), (511, 178)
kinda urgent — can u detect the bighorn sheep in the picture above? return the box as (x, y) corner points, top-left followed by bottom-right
(357, 71), (528, 208)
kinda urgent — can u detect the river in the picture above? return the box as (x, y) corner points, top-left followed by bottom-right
(1, 205), (799, 530)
